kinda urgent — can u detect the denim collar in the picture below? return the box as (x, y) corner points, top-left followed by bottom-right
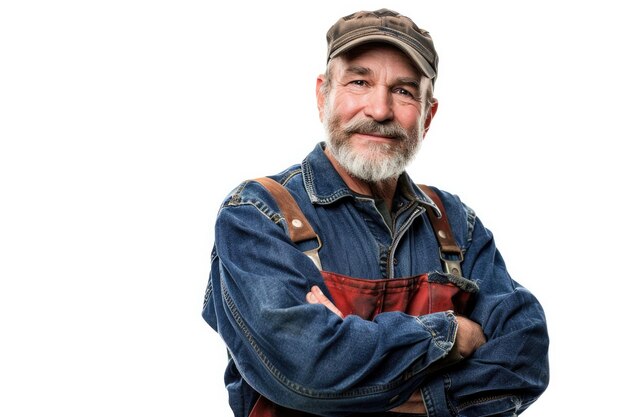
(301, 142), (440, 216)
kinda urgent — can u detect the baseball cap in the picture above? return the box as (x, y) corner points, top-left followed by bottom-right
(326, 9), (438, 81)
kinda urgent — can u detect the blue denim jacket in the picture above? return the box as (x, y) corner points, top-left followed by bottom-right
(202, 143), (549, 417)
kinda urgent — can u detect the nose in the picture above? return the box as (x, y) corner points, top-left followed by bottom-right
(364, 87), (393, 122)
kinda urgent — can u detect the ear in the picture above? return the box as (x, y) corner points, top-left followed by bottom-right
(315, 75), (326, 122)
(423, 98), (438, 137)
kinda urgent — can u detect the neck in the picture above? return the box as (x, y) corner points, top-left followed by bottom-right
(324, 147), (398, 211)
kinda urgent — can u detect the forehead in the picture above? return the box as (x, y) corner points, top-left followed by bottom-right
(331, 43), (423, 79)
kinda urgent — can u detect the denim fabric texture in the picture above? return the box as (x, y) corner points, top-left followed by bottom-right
(202, 143), (549, 417)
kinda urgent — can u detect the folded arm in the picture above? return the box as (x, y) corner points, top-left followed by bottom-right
(204, 198), (462, 416)
(420, 210), (550, 416)
(306, 285), (487, 415)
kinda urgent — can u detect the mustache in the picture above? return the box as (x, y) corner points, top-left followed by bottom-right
(343, 118), (409, 141)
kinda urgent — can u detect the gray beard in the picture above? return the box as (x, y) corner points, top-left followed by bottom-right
(323, 111), (423, 183)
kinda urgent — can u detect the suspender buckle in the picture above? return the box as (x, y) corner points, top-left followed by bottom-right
(303, 236), (323, 271)
(439, 247), (464, 277)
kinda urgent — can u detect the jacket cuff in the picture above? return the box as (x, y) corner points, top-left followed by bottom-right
(414, 310), (458, 354)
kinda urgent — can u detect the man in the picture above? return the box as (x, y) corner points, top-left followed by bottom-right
(203, 9), (549, 417)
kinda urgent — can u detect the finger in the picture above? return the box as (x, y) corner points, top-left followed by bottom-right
(311, 285), (344, 318)
(306, 291), (319, 304)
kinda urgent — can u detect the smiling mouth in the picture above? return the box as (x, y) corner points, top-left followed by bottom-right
(354, 132), (397, 142)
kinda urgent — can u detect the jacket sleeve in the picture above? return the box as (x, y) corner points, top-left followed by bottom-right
(202, 182), (460, 416)
(420, 194), (549, 417)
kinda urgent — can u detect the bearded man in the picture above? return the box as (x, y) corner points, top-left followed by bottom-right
(202, 9), (549, 417)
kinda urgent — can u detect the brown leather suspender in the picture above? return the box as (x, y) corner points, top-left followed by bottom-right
(254, 177), (323, 270)
(418, 185), (464, 277)
(254, 177), (463, 276)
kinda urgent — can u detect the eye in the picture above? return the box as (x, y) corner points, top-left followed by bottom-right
(393, 87), (416, 99)
(349, 80), (368, 87)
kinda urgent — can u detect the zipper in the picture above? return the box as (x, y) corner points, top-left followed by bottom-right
(387, 201), (424, 279)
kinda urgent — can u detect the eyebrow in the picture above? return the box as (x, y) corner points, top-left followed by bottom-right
(396, 77), (420, 90)
(345, 65), (371, 76)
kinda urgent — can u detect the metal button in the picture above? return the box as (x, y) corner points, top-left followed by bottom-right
(292, 219), (303, 228)
(438, 230), (447, 239)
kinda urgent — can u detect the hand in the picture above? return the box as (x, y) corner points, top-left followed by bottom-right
(306, 285), (344, 319)
(390, 318), (485, 414)
(455, 315), (486, 358)
(389, 389), (426, 414)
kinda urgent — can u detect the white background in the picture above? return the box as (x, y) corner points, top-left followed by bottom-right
(1, 1), (624, 415)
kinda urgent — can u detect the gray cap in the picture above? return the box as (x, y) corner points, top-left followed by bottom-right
(326, 9), (438, 81)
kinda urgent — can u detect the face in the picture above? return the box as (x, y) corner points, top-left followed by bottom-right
(317, 44), (437, 182)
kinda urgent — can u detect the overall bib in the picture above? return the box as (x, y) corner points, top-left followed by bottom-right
(247, 178), (477, 417)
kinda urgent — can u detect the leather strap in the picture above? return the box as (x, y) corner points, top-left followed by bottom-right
(418, 184), (464, 277)
(254, 177), (322, 270)
(254, 177), (317, 243)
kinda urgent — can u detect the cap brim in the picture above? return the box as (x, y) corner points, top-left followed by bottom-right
(329, 35), (436, 80)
